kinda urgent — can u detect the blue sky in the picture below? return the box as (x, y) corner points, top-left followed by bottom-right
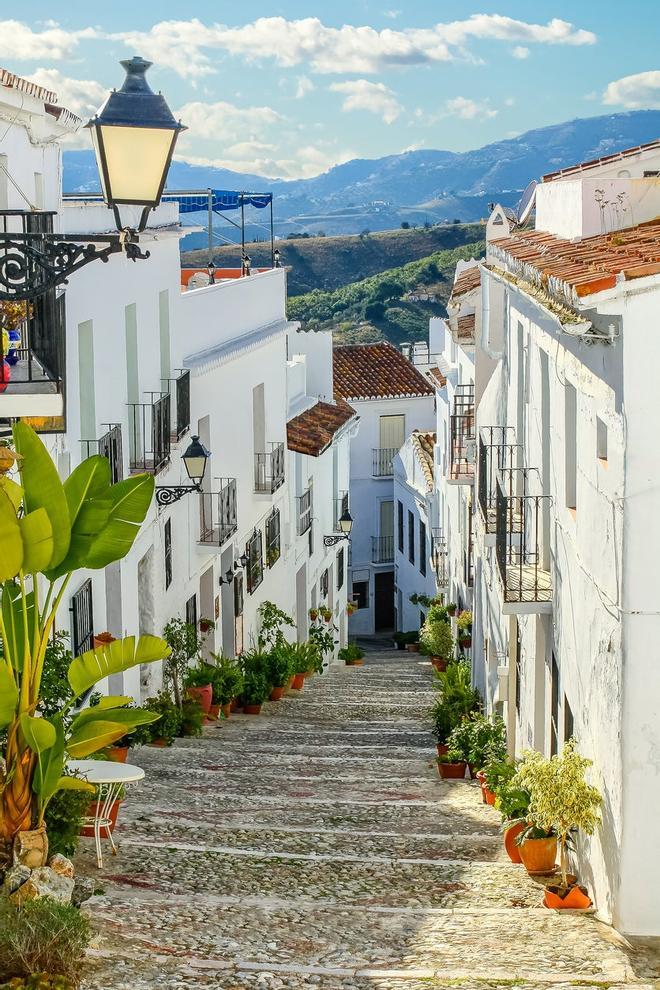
(3, 3), (659, 178)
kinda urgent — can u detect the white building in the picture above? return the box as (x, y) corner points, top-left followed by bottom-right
(422, 140), (660, 937)
(333, 342), (435, 635)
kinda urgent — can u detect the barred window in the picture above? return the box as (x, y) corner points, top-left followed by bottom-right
(164, 518), (173, 589)
(337, 547), (345, 591)
(246, 529), (264, 594)
(320, 568), (329, 598)
(265, 508), (281, 568)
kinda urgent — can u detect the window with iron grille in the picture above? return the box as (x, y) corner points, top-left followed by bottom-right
(397, 500), (404, 553)
(320, 568), (329, 599)
(352, 580), (368, 609)
(164, 518), (172, 590)
(419, 521), (427, 576)
(408, 511), (415, 565)
(337, 548), (345, 591)
(246, 529), (264, 594)
(265, 508), (281, 568)
(186, 594), (197, 630)
(71, 579), (94, 656)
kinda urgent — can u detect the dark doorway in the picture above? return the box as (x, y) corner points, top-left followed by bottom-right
(374, 570), (395, 631)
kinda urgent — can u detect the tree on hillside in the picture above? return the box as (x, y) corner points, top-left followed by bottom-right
(400, 221), (410, 229)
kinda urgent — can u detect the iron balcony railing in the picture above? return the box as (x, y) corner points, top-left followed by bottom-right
(128, 392), (171, 474)
(70, 578), (94, 657)
(254, 442), (285, 493)
(334, 491), (349, 531)
(372, 535), (394, 564)
(162, 369), (191, 442)
(449, 384), (475, 482)
(432, 529), (449, 587)
(81, 424), (123, 484)
(372, 447), (398, 477)
(297, 487), (313, 535)
(495, 469), (552, 605)
(199, 479), (237, 546)
(477, 427), (522, 532)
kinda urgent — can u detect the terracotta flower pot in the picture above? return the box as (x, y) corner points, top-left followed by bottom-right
(291, 673), (306, 690)
(81, 799), (121, 837)
(519, 836), (558, 875)
(286, 677), (294, 691)
(106, 745), (129, 764)
(438, 761), (467, 779)
(447, 607), (457, 616)
(460, 637), (472, 649)
(483, 786), (497, 806)
(431, 657), (447, 671)
(270, 686), (285, 701)
(208, 703), (221, 719)
(230, 698), (242, 712)
(436, 743), (449, 757)
(503, 822), (525, 863)
(222, 702), (231, 718)
(93, 632), (116, 649)
(543, 884), (592, 910)
(186, 684), (213, 715)
(150, 737), (169, 747)
(406, 643), (420, 653)
(244, 703), (263, 715)
(345, 658), (364, 666)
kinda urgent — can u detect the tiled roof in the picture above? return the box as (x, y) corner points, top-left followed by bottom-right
(0, 66), (56, 103)
(449, 265), (482, 303)
(287, 400), (357, 457)
(489, 218), (660, 299)
(542, 140), (660, 182)
(454, 313), (476, 340)
(426, 366), (447, 388)
(411, 430), (436, 492)
(333, 342), (433, 401)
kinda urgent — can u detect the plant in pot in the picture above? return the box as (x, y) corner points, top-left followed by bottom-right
(420, 616), (454, 671)
(404, 631), (420, 653)
(210, 654), (244, 717)
(308, 621), (335, 670)
(0, 423), (169, 869)
(514, 741), (602, 908)
(338, 643), (365, 666)
(437, 743), (468, 779)
(239, 650), (271, 714)
(492, 769), (531, 863)
(178, 695), (205, 737)
(459, 712), (507, 778)
(267, 643), (295, 700)
(392, 632), (407, 651)
(319, 605), (333, 623)
(308, 607), (319, 622)
(429, 697), (455, 757)
(198, 616), (215, 635)
(456, 609), (473, 649)
(257, 601), (295, 652)
(132, 691), (181, 747)
(163, 617), (202, 710)
(446, 602), (457, 617)
(183, 661), (217, 716)
(288, 642), (317, 690)
(346, 600), (358, 616)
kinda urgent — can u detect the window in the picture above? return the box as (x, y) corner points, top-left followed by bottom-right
(564, 694), (574, 742)
(320, 568), (329, 599)
(596, 416), (608, 462)
(397, 500), (404, 553)
(337, 548), (345, 591)
(71, 579), (94, 656)
(185, 594), (197, 630)
(419, 520), (427, 576)
(308, 522), (314, 557)
(265, 508), (281, 568)
(379, 414), (405, 450)
(408, 511), (415, 565)
(352, 580), (368, 609)
(550, 653), (560, 756)
(164, 518), (172, 589)
(565, 382), (577, 510)
(246, 529), (264, 595)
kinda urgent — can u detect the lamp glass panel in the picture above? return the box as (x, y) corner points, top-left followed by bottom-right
(98, 125), (174, 204)
(183, 455), (207, 483)
(339, 513), (353, 535)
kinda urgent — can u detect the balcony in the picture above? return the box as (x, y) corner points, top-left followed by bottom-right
(495, 471), (552, 613)
(81, 424), (123, 484)
(477, 427), (522, 543)
(372, 536), (394, 564)
(432, 528), (449, 589)
(254, 442), (285, 493)
(199, 479), (237, 546)
(334, 491), (349, 531)
(128, 392), (171, 474)
(372, 447), (397, 477)
(297, 487), (312, 535)
(162, 369), (190, 442)
(448, 384), (475, 484)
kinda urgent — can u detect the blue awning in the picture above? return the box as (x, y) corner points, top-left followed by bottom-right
(162, 190), (272, 214)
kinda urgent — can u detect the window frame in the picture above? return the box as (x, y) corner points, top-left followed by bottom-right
(246, 528), (264, 595)
(164, 517), (173, 590)
(265, 508), (281, 568)
(408, 510), (415, 565)
(352, 580), (368, 609)
(337, 547), (345, 591)
(419, 520), (427, 577)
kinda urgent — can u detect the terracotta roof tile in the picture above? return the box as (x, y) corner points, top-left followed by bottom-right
(333, 342), (433, 401)
(449, 265), (482, 303)
(287, 399), (357, 457)
(411, 430), (436, 492)
(542, 140), (660, 182)
(427, 367), (447, 388)
(455, 313), (476, 340)
(489, 218), (660, 299)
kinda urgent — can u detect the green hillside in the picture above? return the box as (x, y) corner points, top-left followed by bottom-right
(288, 240), (485, 346)
(181, 223), (484, 297)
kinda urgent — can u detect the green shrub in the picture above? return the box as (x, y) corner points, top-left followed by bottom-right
(178, 696), (204, 737)
(0, 977), (75, 989)
(239, 650), (271, 705)
(0, 899), (90, 985)
(209, 655), (243, 705)
(257, 602), (295, 651)
(43, 785), (90, 859)
(285, 642), (321, 675)
(183, 662), (216, 688)
(338, 644), (365, 663)
(447, 713), (506, 769)
(420, 619), (453, 660)
(266, 644), (295, 688)
(429, 661), (481, 743)
(131, 691), (181, 746)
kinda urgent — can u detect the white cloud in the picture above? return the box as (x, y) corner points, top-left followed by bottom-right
(330, 79), (402, 123)
(0, 20), (97, 60)
(603, 70), (660, 109)
(384, 10), (401, 19)
(445, 96), (498, 120)
(24, 68), (107, 119)
(181, 143), (356, 180)
(111, 14), (596, 78)
(175, 99), (283, 147)
(295, 76), (315, 99)
(512, 46), (530, 59)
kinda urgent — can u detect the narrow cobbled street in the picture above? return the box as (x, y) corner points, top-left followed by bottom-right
(80, 650), (658, 990)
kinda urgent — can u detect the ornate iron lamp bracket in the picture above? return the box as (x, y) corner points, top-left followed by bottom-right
(155, 484), (200, 507)
(323, 534), (350, 548)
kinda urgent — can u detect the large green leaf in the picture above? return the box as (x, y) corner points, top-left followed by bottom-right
(13, 422), (70, 569)
(65, 719), (132, 758)
(1, 582), (36, 673)
(69, 706), (160, 735)
(84, 474), (155, 569)
(0, 659), (18, 729)
(0, 487), (23, 581)
(0, 475), (23, 511)
(32, 717), (65, 805)
(45, 456), (112, 579)
(20, 713), (56, 753)
(54, 776), (94, 795)
(67, 634), (170, 698)
(19, 507), (54, 574)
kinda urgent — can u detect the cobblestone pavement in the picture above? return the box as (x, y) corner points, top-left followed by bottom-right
(78, 651), (660, 990)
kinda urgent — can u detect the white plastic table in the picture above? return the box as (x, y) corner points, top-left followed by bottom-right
(67, 759), (145, 867)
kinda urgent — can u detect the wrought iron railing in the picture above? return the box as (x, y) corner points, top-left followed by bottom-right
(432, 528), (449, 587)
(449, 384), (475, 482)
(70, 578), (94, 657)
(495, 471), (552, 605)
(198, 479), (237, 546)
(254, 442), (285, 493)
(127, 392), (171, 474)
(162, 369), (190, 441)
(265, 507), (281, 567)
(246, 528), (264, 595)
(297, 487), (312, 535)
(334, 491), (349, 531)
(372, 447), (397, 477)
(477, 427), (521, 530)
(81, 424), (123, 483)
(372, 535), (394, 563)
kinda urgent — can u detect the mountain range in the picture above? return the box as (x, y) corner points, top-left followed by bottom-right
(64, 110), (660, 239)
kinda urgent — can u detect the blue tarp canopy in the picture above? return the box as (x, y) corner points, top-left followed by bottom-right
(162, 190), (272, 214)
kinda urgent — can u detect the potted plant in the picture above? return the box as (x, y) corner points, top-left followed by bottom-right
(446, 602), (457, 617)
(492, 769), (531, 863)
(515, 741), (602, 908)
(163, 617), (202, 709)
(210, 655), (244, 717)
(393, 632), (407, 651)
(437, 751), (467, 779)
(288, 642), (319, 689)
(338, 643), (365, 666)
(420, 616), (454, 671)
(132, 691), (182, 747)
(184, 662), (216, 716)
(308, 607), (319, 621)
(346, 600), (358, 616)
(429, 660), (481, 756)
(199, 616), (215, 634)
(239, 650), (271, 714)
(308, 622), (335, 671)
(179, 695), (205, 737)
(405, 631), (420, 653)
(267, 643), (295, 701)
(257, 601), (295, 652)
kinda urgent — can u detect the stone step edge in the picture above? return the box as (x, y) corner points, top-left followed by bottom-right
(117, 821), (501, 842)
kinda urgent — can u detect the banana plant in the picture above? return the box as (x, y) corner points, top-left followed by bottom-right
(0, 422), (170, 853)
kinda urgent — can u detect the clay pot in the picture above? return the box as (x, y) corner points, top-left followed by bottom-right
(345, 658), (364, 666)
(503, 822), (525, 863)
(483, 786), (497, 806)
(149, 738), (169, 747)
(186, 684), (213, 715)
(543, 884), (592, 910)
(270, 686), (285, 701)
(447, 606), (457, 616)
(243, 703), (262, 715)
(286, 677), (294, 691)
(436, 743), (449, 758)
(323, 614), (332, 623)
(291, 673), (306, 690)
(230, 698), (242, 712)
(460, 637), (472, 649)
(106, 745), (129, 764)
(519, 836), (558, 875)
(208, 703), (221, 719)
(406, 643), (420, 653)
(81, 800), (121, 837)
(221, 703), (231, 718)
(13, 827), (49, 869)
(438, 761), (467, 779)
(431, 657), (447, 671)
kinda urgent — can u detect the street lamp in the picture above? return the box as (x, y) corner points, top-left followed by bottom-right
(155, 435), (210, 506)
(0, 56), (184, 302)
(207, 261), (216, 284)
(324, 509), (353, 547)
